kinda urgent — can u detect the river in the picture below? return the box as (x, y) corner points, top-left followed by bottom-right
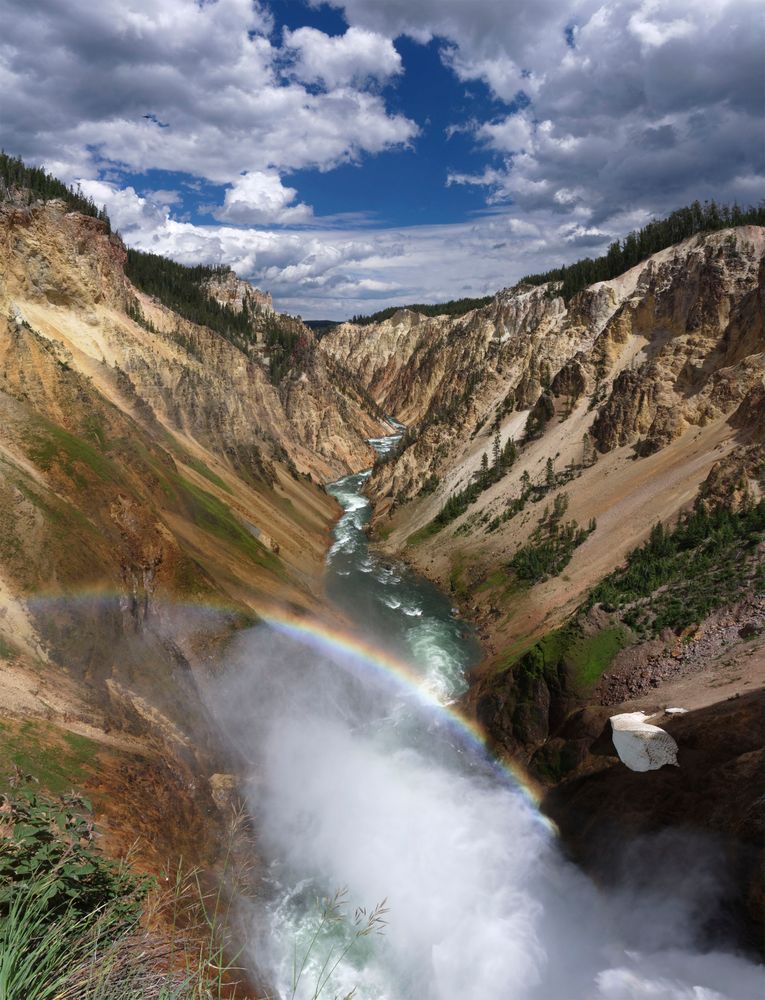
(214, 424), (763, 1000)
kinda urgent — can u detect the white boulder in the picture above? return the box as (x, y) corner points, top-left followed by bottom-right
(610, 711), (679, 772)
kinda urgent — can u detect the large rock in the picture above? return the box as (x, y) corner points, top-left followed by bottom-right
(543, 691), (765, 954)
(610, 711), (679, 771)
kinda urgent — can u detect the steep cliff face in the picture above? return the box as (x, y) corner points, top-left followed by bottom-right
(0, 196), (389, 662)
(203, 268), (273, 317)
(323, 228), (763, 510)
(1, 201), (382, 485)
(587, 231), (764, 455)
(323, 286), (579, 429)
(321, 228), (763, 621)
(0, 198), (384, 877)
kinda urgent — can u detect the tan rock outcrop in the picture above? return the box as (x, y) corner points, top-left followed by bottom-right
(202, 268), (272, 318)
(0, 197), (385, 788)
(0, 200), (383, 484)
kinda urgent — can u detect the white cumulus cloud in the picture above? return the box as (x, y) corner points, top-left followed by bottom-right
(3, 0), (763, 319)
(283, 25), (403, 89)
(325, 0), (765, 226)
(215, 172), (313, 226)
(0, 0), (416, 192)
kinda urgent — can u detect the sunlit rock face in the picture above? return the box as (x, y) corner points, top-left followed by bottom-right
(0, 199), (383, 483)
(320, 227), (765, 506)
(0, 196), (390, 765)
(610, 711), (679, 772)
(202, 269), (273, 319)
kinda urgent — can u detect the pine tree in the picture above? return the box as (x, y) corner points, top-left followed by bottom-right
(502, 437), (517, 470)
(492, 430), (501, 475)
(582, 432), (594, 467)
(553, 492), (569, 521)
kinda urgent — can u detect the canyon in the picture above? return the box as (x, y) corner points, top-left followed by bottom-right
(0, 194), (387, 885)
(1, 185), (763, 994)
(321, 226), (764, 758)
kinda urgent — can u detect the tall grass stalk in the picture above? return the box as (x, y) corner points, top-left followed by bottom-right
(0, 870), (239, 1000)
(286, 889), (388, 1000)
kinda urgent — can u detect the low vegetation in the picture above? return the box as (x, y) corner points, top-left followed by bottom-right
(0, 779), (147, 928)
(287, 888), (388, 1000)
(0, 721), (98, 797)
(509, 501), (596, 585)
(27, 417), (118, 486)
(0, 773), (246, 998)
(0, 769), (385, 999)
(171, 473), (281, 572)
(501, 499), (765, 721)
(431, 432), (518, 530)
(503, 621), (633, 694)
(588, 499), (765, 635)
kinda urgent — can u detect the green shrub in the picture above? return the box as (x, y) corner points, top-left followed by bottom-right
(588, 500), (765, 633)
(524, 392), (555, 440)
(509, 508), (596, 585)
(0, 777), (246, 999)
(0, 778), (148, 928)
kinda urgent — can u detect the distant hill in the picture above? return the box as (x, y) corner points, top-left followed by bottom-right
(349, 295), (494, 326)
(303, 319), (339, 337)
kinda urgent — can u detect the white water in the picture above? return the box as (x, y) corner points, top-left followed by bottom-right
(210, 427), (763, 1000)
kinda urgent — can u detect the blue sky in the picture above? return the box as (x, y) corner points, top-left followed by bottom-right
(126, 11), (511, 232)
(2, 0), (763, 317)
(286, 37), (504, 228)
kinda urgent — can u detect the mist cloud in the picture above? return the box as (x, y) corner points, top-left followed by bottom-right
(205, 622), (765, 999)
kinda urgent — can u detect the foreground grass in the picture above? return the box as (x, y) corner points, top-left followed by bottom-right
(0, 872), (243, 1000)
(0, 775), (387, 1000)
(0, 776), (242, 1000)
(0, 720), (99, 796)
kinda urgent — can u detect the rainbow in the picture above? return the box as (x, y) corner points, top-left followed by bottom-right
(254, 606), (555, 830)
(20, 591), (555, 833)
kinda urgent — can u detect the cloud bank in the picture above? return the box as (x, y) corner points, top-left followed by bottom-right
(2, 0), (763, 316)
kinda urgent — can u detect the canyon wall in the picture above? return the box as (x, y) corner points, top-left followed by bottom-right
(321, 226), (765, 942)
(0, 198), (384, 874)
(321, 227), (764, 653)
